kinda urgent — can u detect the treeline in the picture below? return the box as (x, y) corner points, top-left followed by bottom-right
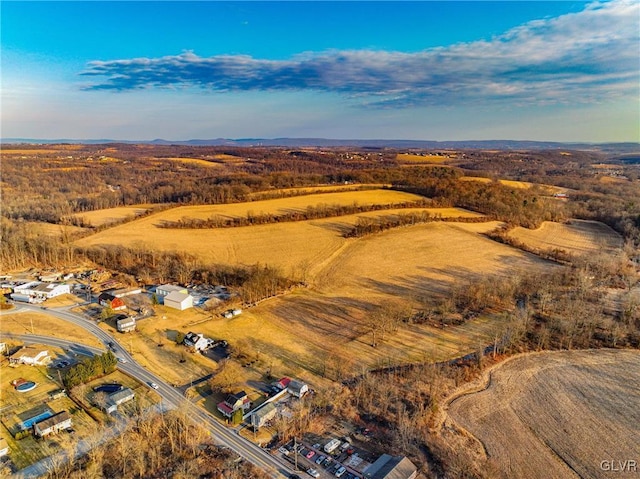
(64, 351), (117, 389)
(343, 211), (488, 238)
(43, 408), (270, 479)
(157, 199), (432, 229)
(484, 224), (575, 264)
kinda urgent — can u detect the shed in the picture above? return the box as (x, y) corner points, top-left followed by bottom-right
(164, 291), (193, 310)
(250, 402), (277, 429)
(287, 379), (309, 398)
(116, 316), (136, 333)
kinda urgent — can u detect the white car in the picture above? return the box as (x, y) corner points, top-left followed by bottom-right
(117, 357), (128, 363)
(149, 382), (159, 390)
(307, 469), (320, 478)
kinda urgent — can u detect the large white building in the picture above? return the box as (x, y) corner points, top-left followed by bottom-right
(12, 281), (70, 300)
(156, 284), (188, 303)
(164, 291), (193, 310)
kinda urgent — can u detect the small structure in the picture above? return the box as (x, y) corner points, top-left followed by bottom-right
(364, 454), (418, 479)
(9, 346), (51, 366)
(250, 402), (277, 429)
(104, 387), (135, 414)
(324, 438), (341, 454)
(0, 437), (9, 457)
(116, 316), (136, 333)
(183, 332), (210, 351)
(223, 308), (242, 319)
(274, 377), (291, 391)
(217, 391), (251, 419)
(164, 291), (193, 310)
(0, 342), (6, 354)
(98, 293), (126, 311)
(12, 281), (70, 300)
(156, 284), (188, 303)
(109, 287), (142, 298)
(287, 379), (309, 398)
(33, 411), (72, 437)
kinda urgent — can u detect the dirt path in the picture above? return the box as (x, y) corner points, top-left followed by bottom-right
(446, 349), (640, 479)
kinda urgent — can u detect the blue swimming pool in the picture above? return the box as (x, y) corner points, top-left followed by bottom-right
(15, 381), (36, 392)
(21, 411), (53, 429)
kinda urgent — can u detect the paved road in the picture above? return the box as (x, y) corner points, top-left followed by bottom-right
(3, 304), (291, 479)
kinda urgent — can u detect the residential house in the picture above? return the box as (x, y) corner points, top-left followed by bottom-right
(116, 316), (136, 333)
(288, 379), (309, 398)
(156, 284), (188, 303)
(0, 437), (8, 457)
(217, 391), (251, 418)
(98, 293), (126, 311)
(364, 454), (418, 479)
(33, 411), (72, 437)
(183, 332), (210, 351)
(250, 402), (277, 429)
(104, 387), (135, 414)
(164, 291), (193, 310)
(9, 346), (51, 366)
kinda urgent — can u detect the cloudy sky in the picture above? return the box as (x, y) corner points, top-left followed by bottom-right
(2, 1), (639, 142)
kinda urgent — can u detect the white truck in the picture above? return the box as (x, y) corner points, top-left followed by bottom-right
(324, 438), (341, 454)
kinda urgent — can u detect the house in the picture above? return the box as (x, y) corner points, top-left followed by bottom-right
(164, 291), (193, 310)
(217, 391), (251, 418)
(183, 332), (210, 351)
(116, 316), (136, 333)
(12, 281), (70, 300)
(364, 454), (417, 479)
(0, 437), (8, 457)
(287, 379), (309, 398)
(156, 284), (188, 303)
(33, 411), (72, 437)
(9, 346), (51, 366)
(250, 402), (277, 429)
(0, 342), (6, 354)
(104, 387), (135, 413)
(98, 293), (126, 311)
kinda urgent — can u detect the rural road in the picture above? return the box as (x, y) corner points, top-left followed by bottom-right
(4, 304), (291, 478)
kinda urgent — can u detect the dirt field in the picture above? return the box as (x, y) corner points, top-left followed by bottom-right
(508, 220), (623, 255)
(68, 205), (155, 227)
(0, 312), (102, 348)
(448, 350), (640, 479)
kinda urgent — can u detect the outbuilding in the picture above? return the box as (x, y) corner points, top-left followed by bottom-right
(156, 284), (188, 303)
(116, 316), (136, 333)
(164, 291), (193, 310)
(98, 293), (126, 311)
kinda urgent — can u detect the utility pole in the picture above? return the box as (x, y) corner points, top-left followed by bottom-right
(294, 436), (298, 471)
(30, 317), (34, 335)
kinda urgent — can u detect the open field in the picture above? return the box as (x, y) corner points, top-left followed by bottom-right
(246, 183), (388, 199)
(17, 222), (88, 238)
(75, 207), (484, 277)
(396, 153), (451, 163)
(508, 220), (623, 255)
(68, 205), (156, 227)
(448, 350), (640, 479)
(460, 176), (566, 194)
(0, 312), (103, 348)
(0, 149), (63, 156)
(155, 157), (224, 168)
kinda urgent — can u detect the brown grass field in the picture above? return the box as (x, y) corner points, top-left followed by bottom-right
(396, 153), (452, 163)
(0, 312), (103, 348)
(448, 349), (640, 479)
(18, 222), (88, 238)
(155, 157), (224, 168)
(68, 205), (155, 227)
(460, 176), (566, 194)
(246, 183), (388, 199)
(508, 220), (623, 255)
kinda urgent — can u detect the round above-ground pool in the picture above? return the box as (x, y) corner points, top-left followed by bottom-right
(15, 381), (36, 392)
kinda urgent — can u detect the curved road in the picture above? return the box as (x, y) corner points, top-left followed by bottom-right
(4, 303), (291, 479)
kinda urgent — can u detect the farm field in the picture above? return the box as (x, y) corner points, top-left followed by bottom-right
(68, 205), (157, 227)
(0, 312), (103, 348)
(508, 220), (623, 255)
(75, 203), (482, 278)
(448, 350), (640, 479)
(246, 183), (388, 199)
(460, 176), (566, 194)
(17, 221), (88, 238)
(154, 157), (224, 168)
(396, 153), (452, 163)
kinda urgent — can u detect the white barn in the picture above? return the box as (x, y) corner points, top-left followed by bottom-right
(13, 282), (70, 300)
(164, 291), (193, 310)
(156, 284), (188, 303)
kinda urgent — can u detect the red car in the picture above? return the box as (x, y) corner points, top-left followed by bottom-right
(306, 450), (315, 459)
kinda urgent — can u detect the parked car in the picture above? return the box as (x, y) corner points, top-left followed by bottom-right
(307, 469), (320, 478)
(279, 447), (290, 456)
(289, 475), (302, 479)
(306, 450), (315, 459)
(315, 455), (326, 464)
(323, 457), (333, 468)
(335, 467), (346, 478)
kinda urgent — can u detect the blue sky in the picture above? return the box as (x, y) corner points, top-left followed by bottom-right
(2, 1), (639, 142)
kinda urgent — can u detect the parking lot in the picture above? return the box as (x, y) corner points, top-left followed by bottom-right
(279, 438), (367, 479)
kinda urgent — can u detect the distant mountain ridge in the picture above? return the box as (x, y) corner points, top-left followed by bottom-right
(2, 137), (639, 153)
